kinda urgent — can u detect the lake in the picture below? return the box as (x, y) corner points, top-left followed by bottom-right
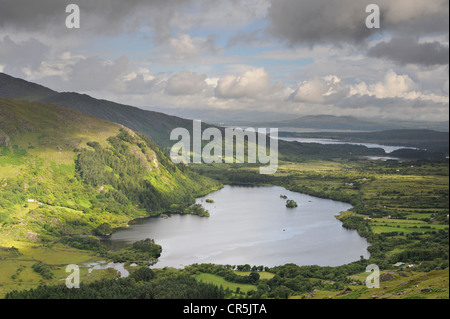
(278, 137), (416, 153)
(101, 185), (370, 268)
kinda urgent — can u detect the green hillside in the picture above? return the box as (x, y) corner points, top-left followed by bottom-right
(0, 72), (213, 150)
(0, 98), (220, 242)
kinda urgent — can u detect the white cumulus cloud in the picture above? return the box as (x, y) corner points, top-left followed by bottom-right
(215, 67), (282, 100)
(290, 75), (349, 104)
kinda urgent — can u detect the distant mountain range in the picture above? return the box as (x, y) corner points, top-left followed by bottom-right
(247, 115), (449, 132)
(279, 129), (449, 153)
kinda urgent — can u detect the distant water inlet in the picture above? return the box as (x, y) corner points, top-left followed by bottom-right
(278, 137), (417, 154)
(102, 186), (370, 268)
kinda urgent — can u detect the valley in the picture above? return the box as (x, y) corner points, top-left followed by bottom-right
(0, 76), (448, 300)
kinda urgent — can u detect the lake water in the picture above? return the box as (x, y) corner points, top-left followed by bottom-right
(364, 156), (401, 161)
(278, 137), (416, 154)
(102, 185), (370, 268)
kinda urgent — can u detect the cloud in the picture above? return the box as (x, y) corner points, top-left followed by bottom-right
(0, 0), (447, 124)
(283, 70), (448, 121)
(367, 38), (449, 66)
(266, 0), (449, 46)
(332, 94), (449, 122)
(381, 0), (449, 35)
(290, 75), (349, 104)
(66, 56), (130, 92)
(350, 70), (417, 99)
(169, 33), (222, 57)
(0, 36), (49, 75)
(120, 71), (158, 95)
(349, 70), (448, 104)
(214, 68), (282, 100)
(0, 0), (192, 39)
(165, 70), (208, 96)
(266, 0), (374, 46)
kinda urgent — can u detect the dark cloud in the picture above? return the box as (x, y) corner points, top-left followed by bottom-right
(381, 0), (449, 36)
(0, 0), (191, 39)
(266, 0), (449, 46)
(0, 0), (64, 32)
(368, 38), (449, 66)
(266, 0), (375, 46)
(0, 36), (49, 75)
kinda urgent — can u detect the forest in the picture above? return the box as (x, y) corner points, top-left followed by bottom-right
(5, 274), (225, 299)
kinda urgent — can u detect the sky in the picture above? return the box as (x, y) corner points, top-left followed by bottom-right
(0, 0), (448, 123)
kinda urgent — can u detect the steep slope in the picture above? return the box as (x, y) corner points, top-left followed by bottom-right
(0, 72), (207, 150)
(0, 98), (220, 242)
(0, 73), (56, 102)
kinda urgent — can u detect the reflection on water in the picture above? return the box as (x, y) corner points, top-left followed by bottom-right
(102, 186), (370, 268)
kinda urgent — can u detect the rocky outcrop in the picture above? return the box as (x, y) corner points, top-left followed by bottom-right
(0, 132), (10, 146)
(380, 273), (395, 282)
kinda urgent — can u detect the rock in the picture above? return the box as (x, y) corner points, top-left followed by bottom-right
(400, 279), (413, 286)
(338, 288), (353, 295)
(0, 134), (10, 146)
(380, 273), (394, 282)
(27, 232), (39, 241)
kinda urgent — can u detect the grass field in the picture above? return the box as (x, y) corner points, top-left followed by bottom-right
(299, 268), (449, 300)
(232, 271), (275, 280)
(194, 273), (257, 294)
(0, 238), (110, 298)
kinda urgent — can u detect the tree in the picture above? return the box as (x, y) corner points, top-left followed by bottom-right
(286, 200), (298, 208)
(94, 223), (113, 236)
(270, 286), (293, 299)
(249, 272), (260, 284)
(130, 267), (155, 282)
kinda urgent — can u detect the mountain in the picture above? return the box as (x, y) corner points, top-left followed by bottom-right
(0, 73), (56, 101)
(0, 72), (207, 150)
(279, 129), (450, 153)
(249, 115), (449, 132)
(0, 97), (220, 241)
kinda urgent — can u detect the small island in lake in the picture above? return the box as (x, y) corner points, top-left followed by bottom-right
(286, 199), (298, 208)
